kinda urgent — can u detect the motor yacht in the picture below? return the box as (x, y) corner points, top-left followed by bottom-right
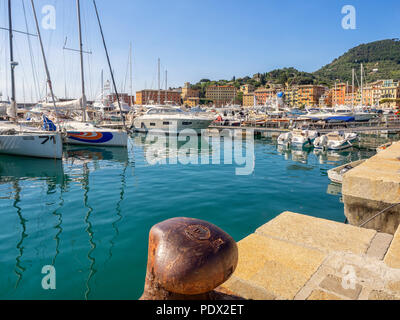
(133, 107), (214, 134)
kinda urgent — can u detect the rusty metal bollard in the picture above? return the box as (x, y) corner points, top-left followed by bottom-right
(140, 217), (238, 300)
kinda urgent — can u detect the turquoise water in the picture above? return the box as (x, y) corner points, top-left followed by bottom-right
(0, 134), (376, 300)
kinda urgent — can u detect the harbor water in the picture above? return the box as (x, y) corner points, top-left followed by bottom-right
(0, 133), (383, 299)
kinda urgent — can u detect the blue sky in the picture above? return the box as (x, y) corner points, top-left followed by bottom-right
(0, 0), (399, 102)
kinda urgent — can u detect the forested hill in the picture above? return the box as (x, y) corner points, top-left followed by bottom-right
(190, 39), (400, 96)
(314, 39), (400, 84)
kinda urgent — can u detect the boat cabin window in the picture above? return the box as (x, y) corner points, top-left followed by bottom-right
(182, 122), (192, 125)
(150, 123), (156, 126)
(163, 121), (171, 125)
(147, 108), (183, 115)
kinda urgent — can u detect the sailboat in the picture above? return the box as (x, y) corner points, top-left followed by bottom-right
(0, 0), (62, 159)
(62, 0), (128, 147)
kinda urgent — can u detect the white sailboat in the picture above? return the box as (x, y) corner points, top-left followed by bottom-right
(0, 0), (62, 159)
(63, 0), (128, 148)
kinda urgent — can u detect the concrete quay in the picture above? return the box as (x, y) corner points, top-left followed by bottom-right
(343, 141), (400, 234)
(216, 212), (400, 300)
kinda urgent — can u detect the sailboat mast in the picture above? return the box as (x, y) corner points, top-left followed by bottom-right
(31, 0), (60, 126)
(352, 68), (355, 108)
(165, 70), (167, 104)
(92, 0), (127, 130)
(158, 58), (161, 105)
(8, 0), (17, 120)
(101, 69), (104, 104)
(360, 63), (364, 106)
(129, 42), (133, 106)
(77, 0), (87, 121)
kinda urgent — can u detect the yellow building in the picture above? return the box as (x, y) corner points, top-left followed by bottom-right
(242, 93), (255, 107)
(240, 84), (255, 95)
(380, 80), (400, 108)
(284, 86), (298, 107)
(205, 85), (237, 107)
(181, 82), (200, 101)
(297, 85), (326, 107)
(184, 97), (200, 107)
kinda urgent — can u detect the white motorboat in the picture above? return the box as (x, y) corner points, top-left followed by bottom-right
(314, 132), (358, 150)
(133, 107), (214, 134)
(328, 159), (366, 184)
(277, 132), (292, 146)
(291, 129), (318, 148)
(61, 121), (128, 147)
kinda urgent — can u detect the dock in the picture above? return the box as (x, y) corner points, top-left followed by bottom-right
(343, 141), (400, 234)
(217, 211), (400, 300)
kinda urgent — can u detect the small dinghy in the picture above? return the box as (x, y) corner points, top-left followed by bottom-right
(327, 159), (365, 184)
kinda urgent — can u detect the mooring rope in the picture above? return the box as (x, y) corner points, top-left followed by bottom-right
(359, 203), (400, 228)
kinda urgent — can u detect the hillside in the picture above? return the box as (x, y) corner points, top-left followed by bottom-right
(314, 39), (400, 84)
(191, 39), (400, 97)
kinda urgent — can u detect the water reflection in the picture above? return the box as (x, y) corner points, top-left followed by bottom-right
(277, 144), (312, 164)
(0, 146), (132, 299)
(133, 133), (213, 164)
(13, 181), (26, 289)
(63, 147), (130, 300)
(0, 155), (65, 187)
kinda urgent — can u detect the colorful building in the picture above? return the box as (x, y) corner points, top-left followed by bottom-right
(136, 90), (182, 105)
(380, 80), (400, 108)
(254, 88), (277, 105)
(107, 93), (135, 106)
(240, 84), (255, 95)
(242, 93), (255, 107)
(181, 82), (200, 101)
(296, 85), (326, 107)
(183, 97), (200, 107)
(205, 85), (237, 107)
(284, 86), (298, 107)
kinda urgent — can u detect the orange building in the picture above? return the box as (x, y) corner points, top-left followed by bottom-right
(136, 90), (182, 105)
(254, 88), (277, 105)
(297, 85), (326, 107)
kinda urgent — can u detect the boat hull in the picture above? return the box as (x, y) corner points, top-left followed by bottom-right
(0, 133), (63, 159)
(327, 160), (366, 184)
(65, 131), (128, 147)
(134, 118), (213, 135)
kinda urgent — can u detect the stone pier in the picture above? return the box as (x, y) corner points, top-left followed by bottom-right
(216, 212), (400, 300)
(342, 141), (400, 234)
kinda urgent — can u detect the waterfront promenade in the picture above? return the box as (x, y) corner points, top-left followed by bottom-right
(217, 211), (400, 300)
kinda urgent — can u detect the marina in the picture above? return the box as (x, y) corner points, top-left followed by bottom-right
(0, 133), (381, 299)
(0, 0), (399, 304)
